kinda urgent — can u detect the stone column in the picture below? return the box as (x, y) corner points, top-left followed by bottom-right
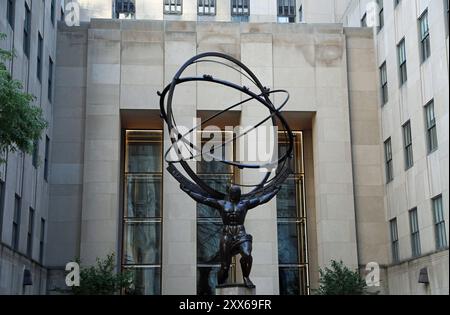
(240, 32), (280, 295)
(161, 21), (198, 295)
(80, 20), (122, 265)
(312, 29), (359, 270)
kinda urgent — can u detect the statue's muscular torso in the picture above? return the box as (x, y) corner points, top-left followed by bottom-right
(219, 201), (250, 241)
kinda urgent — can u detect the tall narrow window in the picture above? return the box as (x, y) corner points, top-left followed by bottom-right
(44, 136), (50, 181)
(12, 195), (21, 251)
(115, 0), (136, 19)
(198, 0), (216, 15)
(27, 208), (35, 258)
(390, 218), (399, 263)
(23, 3), (31, 58)
(123, 130), (163, 295)
(384, 138), (393, 183)
(277, 0), (296, 23)
(37, 33), (43, 82)
(402, 121), (413, 170)
(32, 140), (39, 169)
(164, 0), (182, 15)
(380, 62), (388, 105)
(299, 5), (303, 22)
(419, 11), (431, 62)
(48, 57), (54, 103)
(61, 4), (65, 22)
(277, 132), (309, 295)
(425, 100), (438, 153)
(397, 39), (407, 86)
(445, 0), (449, 37)
(377, 0), (384, 31)
(51, 0), (56, 25)
(231, 0), (250, 22)
(0, 180), (5, 238)
(361, 13), (367, 27)
(432, 196), (447, 250)
(197, 130), (235, 295)
(7, 0), (15, 30)
(409, 208), (421, 258)
(39, 218), (45, 263)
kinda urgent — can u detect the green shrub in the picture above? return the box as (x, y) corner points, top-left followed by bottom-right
(315, 260), (367, 295)
(72, 254), (134, 295)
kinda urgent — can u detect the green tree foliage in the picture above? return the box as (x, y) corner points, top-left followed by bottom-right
(0, 33), (48, 163)
(72, 253), (134, 295)
(316, 260), (367, 295)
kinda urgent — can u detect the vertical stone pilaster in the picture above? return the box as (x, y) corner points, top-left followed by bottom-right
(80, 21), (122, 265)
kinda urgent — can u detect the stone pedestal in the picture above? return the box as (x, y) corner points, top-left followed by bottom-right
(215, 284), (256, 295)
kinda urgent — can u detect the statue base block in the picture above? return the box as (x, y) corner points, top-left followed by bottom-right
(215, 284), (256, 295)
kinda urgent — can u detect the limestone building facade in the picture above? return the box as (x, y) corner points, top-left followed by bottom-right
(0, 0), (63, 294)
(0, 0), (448, 295)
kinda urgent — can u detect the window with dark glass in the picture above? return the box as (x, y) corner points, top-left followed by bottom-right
(61, 3), (65, 22)
(380, 62), (388, 105)
(39, 218), (45, 263)
(377, 0), (384, 32)
(425, 100), (438, 153)
(115, 0), (136, 19)
(231, 0), (250, 22)
(122, 130), (163, 295)
(23, 2), (31, 58)
(0, 180), (5, 238)
(390, 218), (399, 263)
(164, 0), (182, 15)
(409, 208), (421, 257)
(7, 0), (15, 30)
(51, 0), (56, 25)
(277, 132), (309, 295)
(48, 57), (54, 103)
(32, 140), (39, 169)
(198, 0), (216, 16)
(419, 10), (431, 62)
(197, 130), (235, 295)
(37, 33), (43, 82)
(397, 38), (407, 85)
(402, 121), (413, 170)
(384, 138), (393, 183)
(445, 0), (449, 37)
(27, 207), (35, 258)
(44, 136), (50, 181)
(12, 194), (21, 251)
(277, 0), (296, 23)
(432, 196), (447, 250)
(361, 13), (367, 27)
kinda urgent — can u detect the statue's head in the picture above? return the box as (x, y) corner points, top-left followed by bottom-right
(229, 185), (241, 202)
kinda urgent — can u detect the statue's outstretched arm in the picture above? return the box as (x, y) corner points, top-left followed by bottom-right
(180, 185), (222, 210)
(246, 186), (282, 210)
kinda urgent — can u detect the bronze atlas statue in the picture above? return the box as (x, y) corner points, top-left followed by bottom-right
(158, 52), (294, 289)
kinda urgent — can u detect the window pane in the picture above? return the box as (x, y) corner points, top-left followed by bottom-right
(279, 267), (310, 295)
(277, 177), (299, 218)
(125, 174), (162, 218)
(433, 196), (447, 249)
(197, 266), (220, 295)
(127, 143), (162, 173)
(123, 221), (161, 265)
(277, 222), (300, 264)
(197, 220), (222, 265)
(126, 267), (161, 295)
